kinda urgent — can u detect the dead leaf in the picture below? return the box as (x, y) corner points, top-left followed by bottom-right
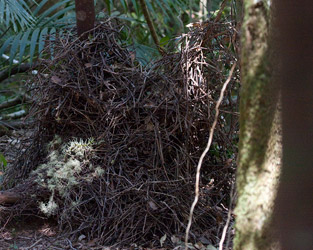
(130, 51), (136, 63)
(146, 121), (154, 131)
(51, 75), (61, 84)
(171, 235), (181, 244)
(160, 234), (167, 247)
(148, 201), (158, 211)
(1, 232), (12, 240)
(224, 158), (233, 167)
(85, 63), (92, 68)
(78, 234), (86, 241)
(87, 238), (98, 246)
(199, 236), (211, 245)
(195, 242), (205, 249)
(206, 245), (217, 250)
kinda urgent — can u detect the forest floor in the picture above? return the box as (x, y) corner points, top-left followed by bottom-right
(0, 218), (161, 250)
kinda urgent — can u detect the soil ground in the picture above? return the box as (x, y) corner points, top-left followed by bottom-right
(0, 218), (167, 250)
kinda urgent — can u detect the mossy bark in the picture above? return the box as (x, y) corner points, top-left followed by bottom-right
(234, 1), (281, 249)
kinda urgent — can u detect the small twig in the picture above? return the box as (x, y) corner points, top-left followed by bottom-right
(67, 238), (77, 250)
(0, 124), (11, 136)
(201, 0), (230, 47)
(185, 63), (236, 249)
(0, 119), (34, 130)
(138, 0), (165, 55)
(24, 239), (42, 250)
(214, 0), (230, 23)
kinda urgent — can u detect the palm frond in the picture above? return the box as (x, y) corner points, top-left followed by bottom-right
(0, 0), (75, 69)
(0, 0), (35, 31)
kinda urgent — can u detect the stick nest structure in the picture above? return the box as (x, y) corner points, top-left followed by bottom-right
(1, 18), (239, 247)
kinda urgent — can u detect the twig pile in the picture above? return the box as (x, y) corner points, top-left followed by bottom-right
(1, 17), (239, 247)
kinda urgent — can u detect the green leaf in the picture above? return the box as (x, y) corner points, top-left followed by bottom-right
(36, 0), (72, 24)
(0, 153), (7, 167)
(33, 0), (51, 16)
(0, 36), (14, 59)
(41, 5), (74, 27)
(0, 0), (35, 31)
(0, 1), (4, 21)
(131, 0), (140, 16)
(9, 33), (22, 68)
(49, 27), (56, 58)
(19, 29), (31, 63)
(5, 3), (10, 27)
(120, 0), (128, 11)
(104, 0), (111, 15)
(116, 14), (145, 23)
(38, 27), (49, 57)
(159, 36), (169, 46)
(29, 28), (40, 65)
(49, 27), (56, 37)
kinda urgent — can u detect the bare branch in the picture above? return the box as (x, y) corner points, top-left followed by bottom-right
(0, 191), (21, 204)
(138, 0), (165, 55)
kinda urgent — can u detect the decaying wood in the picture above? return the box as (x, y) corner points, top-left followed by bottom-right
(0, 191), (21, 204)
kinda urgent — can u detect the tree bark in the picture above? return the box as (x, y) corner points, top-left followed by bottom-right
(234, 1), (281, 249)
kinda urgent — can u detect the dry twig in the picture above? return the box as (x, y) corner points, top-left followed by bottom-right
(1, 17), (239, 248)
(185, 63), (236, 249)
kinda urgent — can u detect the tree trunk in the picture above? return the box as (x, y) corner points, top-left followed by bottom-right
(75, 0), (95, 39)
(234, 1), (281, 249)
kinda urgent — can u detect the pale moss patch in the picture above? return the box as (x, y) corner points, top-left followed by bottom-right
(32, 136), (105, 216)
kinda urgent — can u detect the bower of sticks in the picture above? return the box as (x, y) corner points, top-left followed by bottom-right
(1, 18), (239, 247)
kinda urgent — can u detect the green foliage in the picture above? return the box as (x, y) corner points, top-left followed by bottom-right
(0, 152), (7, 168)
(0, 0), (35, 31)
(98, 0), (191, 62)
(98, 0), (225, 64)
(0, 0), (226, 69)
(0, 0), (75, 69)
(0, 153), (6, 186)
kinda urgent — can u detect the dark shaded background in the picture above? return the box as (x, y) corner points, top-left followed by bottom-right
(274, 1), (313, 249)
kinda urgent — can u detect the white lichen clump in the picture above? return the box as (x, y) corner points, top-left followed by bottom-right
(33, 135), (103, 216)
(39, 193), (58, 216)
